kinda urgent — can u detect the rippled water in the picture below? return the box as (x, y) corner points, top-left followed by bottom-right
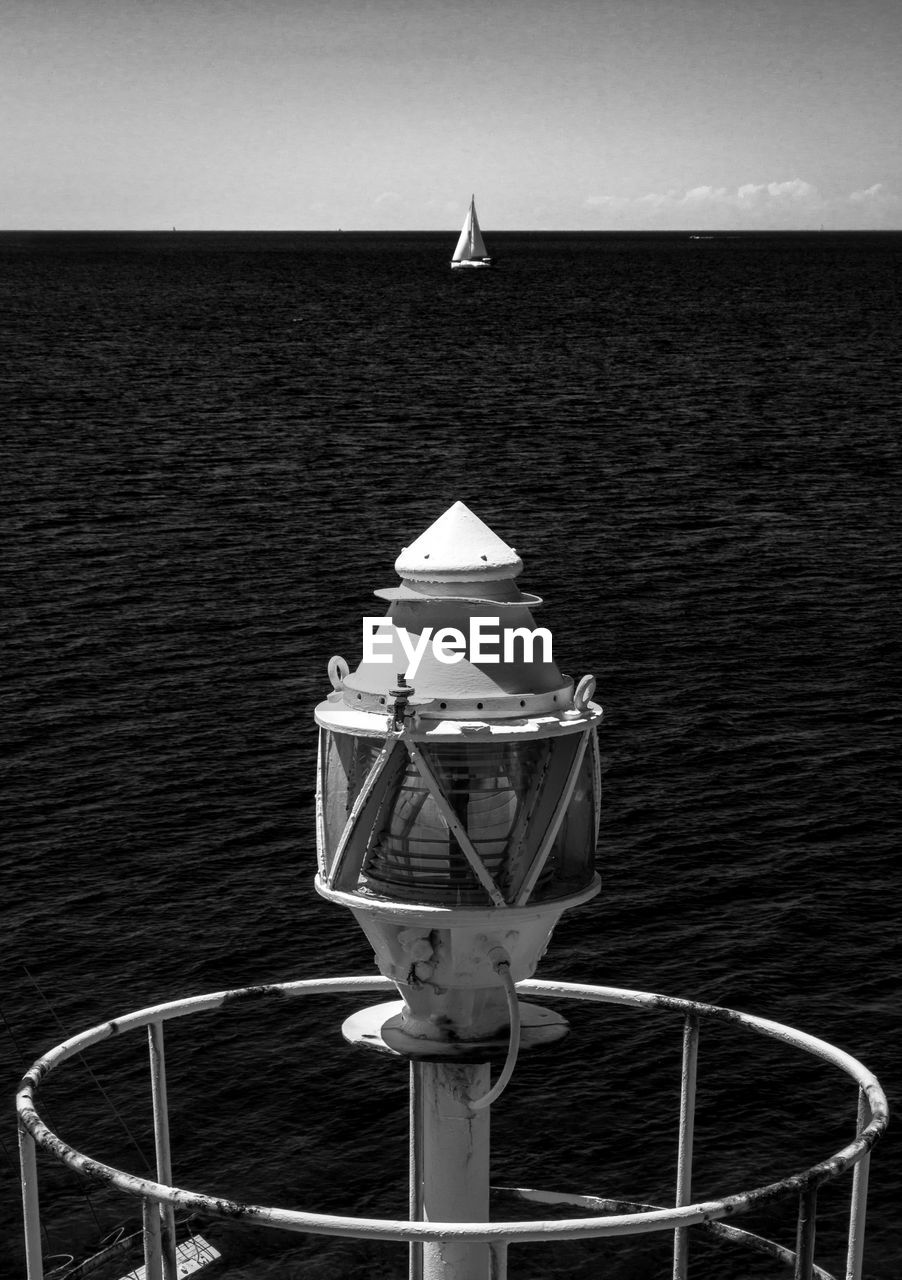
(2, 231), (900, 1277)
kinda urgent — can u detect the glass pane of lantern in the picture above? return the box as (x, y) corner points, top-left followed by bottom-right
(360, 738), (597, 906)
(319, 731), (383, 876)
(426, 741), (548, 881)
(361, 755), (482, 902)
(529, 735), (598, 901)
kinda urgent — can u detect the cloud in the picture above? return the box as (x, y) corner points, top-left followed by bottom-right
(586, 180), (821, 213)
(681, 185), (729, 204)
(737, 179), (818, 204)
(584, 179), (897, 227)
(773, 180), (816, 200)
(635, 190), (679, 209)
(584, 179), (827, 226)
(849, 183), (886, 203)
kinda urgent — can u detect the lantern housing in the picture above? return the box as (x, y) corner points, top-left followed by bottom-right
(314, 502), (602, 1047)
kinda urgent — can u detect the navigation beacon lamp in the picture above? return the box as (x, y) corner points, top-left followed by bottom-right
(313, 501), (602, 1279)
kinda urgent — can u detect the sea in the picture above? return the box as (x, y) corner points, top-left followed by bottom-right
(1, 230), (899, 1279)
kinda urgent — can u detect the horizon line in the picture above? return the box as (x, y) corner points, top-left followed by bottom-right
(3, 226), (900, 235)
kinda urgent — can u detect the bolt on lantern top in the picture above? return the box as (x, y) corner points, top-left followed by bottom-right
(314, 502), (603, 913)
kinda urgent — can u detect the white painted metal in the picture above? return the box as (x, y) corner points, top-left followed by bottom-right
(589, 727), (602, 840)
(147, 1022), (177, 1280)
(488, 1240), (507, 1279)
(17, 977), (887, 1261)
(320, 879), (600, 929)
(417, 1063), (491, 1280)
(395, 501), (517, 581)
(339, 897), (588, 1045)
(410, 1062), (424, 1280)
(342, 997), (568, 1061)
(19, 1124), (43, 1280)
(315, 693), (591, 733)
(314, 727), (328, 878)
(672, 1013), (699, 1280)
(795, 1187), (817, 1280)
(142, 1195), (162, 1280)
(846, 1088), (872, 1280)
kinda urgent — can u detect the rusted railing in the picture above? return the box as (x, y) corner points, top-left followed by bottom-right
(17, 976), (888, 1280)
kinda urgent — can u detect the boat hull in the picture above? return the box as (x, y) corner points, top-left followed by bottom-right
(451, 259), (493, 269)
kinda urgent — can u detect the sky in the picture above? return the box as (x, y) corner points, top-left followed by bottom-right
(2, 0), (900, 230)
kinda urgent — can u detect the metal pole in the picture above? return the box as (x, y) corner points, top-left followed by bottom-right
(489, 1241), (508, 1280)
(143, 1193), (163, 1280)
(672, 1013), (699, 1280)
(410, 1060), (424, 1280)
(794, 1186), (817, 1280)
(148, 1021), (177, 1280)
(19, 1124), (44, 1280)
(846, 1088), (872, 1280)
(415, 1061), (492, 1280)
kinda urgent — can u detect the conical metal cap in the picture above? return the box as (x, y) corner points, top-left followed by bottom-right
(346, 502), (565, 711)
(395, 501), (523, 583)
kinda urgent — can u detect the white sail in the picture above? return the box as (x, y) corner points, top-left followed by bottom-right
(468, 203), (488, 258)
(451, 196), (490, 263)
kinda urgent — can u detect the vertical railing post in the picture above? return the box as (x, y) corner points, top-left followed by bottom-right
(846, 1088), (872, 1280)
(489, 1240), (508, 1279)
(417, 1061), (491, 1280)
(142, 1193), (163, 1280)
(19, 1124), (44, 1280)
(794, 1186), (817, 1280)
(148, 1021), (177, 1280)
(409, 1060), (424, 1280)
(672, 1013), (699, 1280)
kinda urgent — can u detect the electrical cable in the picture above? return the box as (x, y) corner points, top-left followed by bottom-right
(470, 960), (520, 1112)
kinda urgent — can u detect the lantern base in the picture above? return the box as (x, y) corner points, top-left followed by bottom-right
(342, 999), (569, 1061)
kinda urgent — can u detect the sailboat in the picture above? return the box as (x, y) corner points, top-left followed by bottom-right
(450, 195), (493, 269)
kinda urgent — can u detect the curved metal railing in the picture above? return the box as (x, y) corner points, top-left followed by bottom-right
(17, 976), (888, 1280)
